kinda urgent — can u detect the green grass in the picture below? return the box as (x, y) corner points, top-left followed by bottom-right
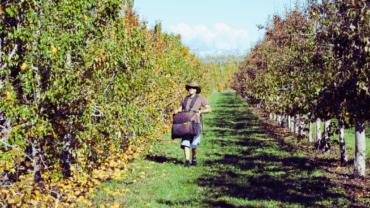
(89, 91), (368, 207)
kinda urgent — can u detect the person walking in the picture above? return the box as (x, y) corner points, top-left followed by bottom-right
(173, 81), (212, 168)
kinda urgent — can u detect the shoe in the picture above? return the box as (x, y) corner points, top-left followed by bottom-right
(184, 163), (190, 168)
(192, 160), (197, 167)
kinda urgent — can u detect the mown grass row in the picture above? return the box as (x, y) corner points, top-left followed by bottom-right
(87, 91), (369, 207)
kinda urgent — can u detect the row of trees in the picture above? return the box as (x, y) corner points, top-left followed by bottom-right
(0, 0), (226, 206)
(201, 52), (242, 92)
(231, 0), (370, 178)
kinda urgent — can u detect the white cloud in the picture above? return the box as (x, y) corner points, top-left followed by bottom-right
(169, 22), (249, 54)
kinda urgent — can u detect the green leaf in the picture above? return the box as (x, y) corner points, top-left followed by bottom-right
(6, 8), (14, 17)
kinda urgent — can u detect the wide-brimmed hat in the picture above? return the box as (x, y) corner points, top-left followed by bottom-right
(185, 81), (201, 94)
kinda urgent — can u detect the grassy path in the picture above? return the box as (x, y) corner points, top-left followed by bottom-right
(90, 92), (368, 208)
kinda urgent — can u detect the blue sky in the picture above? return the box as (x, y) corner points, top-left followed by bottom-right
(133, 0), (306, 57)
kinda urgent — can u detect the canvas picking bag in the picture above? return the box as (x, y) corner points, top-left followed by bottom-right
(171, 95), (205, 140)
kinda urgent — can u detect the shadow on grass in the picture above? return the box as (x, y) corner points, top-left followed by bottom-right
(157, 199), (255, 208)
(156, 93), (356, 207)
(145, 155), (184, 165)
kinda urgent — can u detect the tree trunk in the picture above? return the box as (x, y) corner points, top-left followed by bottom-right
(31, 138), (42, 183)
(273, 113), (277, 121)
(322, 119), (331, 151)
(308, 115), (313, 142)
(338, 119), (348, 165)
(299, 116), (305, 136)
(61, 131), (74, 178)
(316, 118), (321, 144)
(277, 114), (281, 125)
(288, 115), (291, 129)
(290, 115), (295, 132)
(294, 115), (299, 135)
(281, 113), (287, 128)
(0, 109), (11, 146)
(354, 120), (366, 178)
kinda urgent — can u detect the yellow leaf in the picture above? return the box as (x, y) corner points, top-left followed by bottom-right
(112, 203), (120, 208)
(6, 91), (11, 100)
(20, 63), (27, 71)
(1, 189), (9, 194)
(51, 45), (58, 53)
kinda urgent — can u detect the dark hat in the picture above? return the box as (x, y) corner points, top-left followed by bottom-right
(185, 81), (201, 94)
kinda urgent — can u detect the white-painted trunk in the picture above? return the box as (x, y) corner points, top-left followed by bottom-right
(323, 119), (331, 149)
(316, 118), (321, 143)
(338, 119), (348, 164)
(288, 115), (291, 129)
(354, 120), (366, 178)
(281, 113), (287, 128)
(308, 117), (313, 142)
(273, 113), (277, 121)
(323, 119), (330, 139)
(299, 116), (305, 136)
(277, 114), (281, 125)
(294, 115), (299, 135)
(290, 115), (295, 132)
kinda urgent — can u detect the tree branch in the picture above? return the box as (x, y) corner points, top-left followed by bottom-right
(0, 44), (18, 70)
(101, 72), (116, 97)
(0, 141), (33, 161)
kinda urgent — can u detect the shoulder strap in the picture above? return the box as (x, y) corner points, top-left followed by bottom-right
(182, 96), (189, 110)
(182, 95), (199, 111)
(187, 95), (204, 139)
(189, 95), (198, 111)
